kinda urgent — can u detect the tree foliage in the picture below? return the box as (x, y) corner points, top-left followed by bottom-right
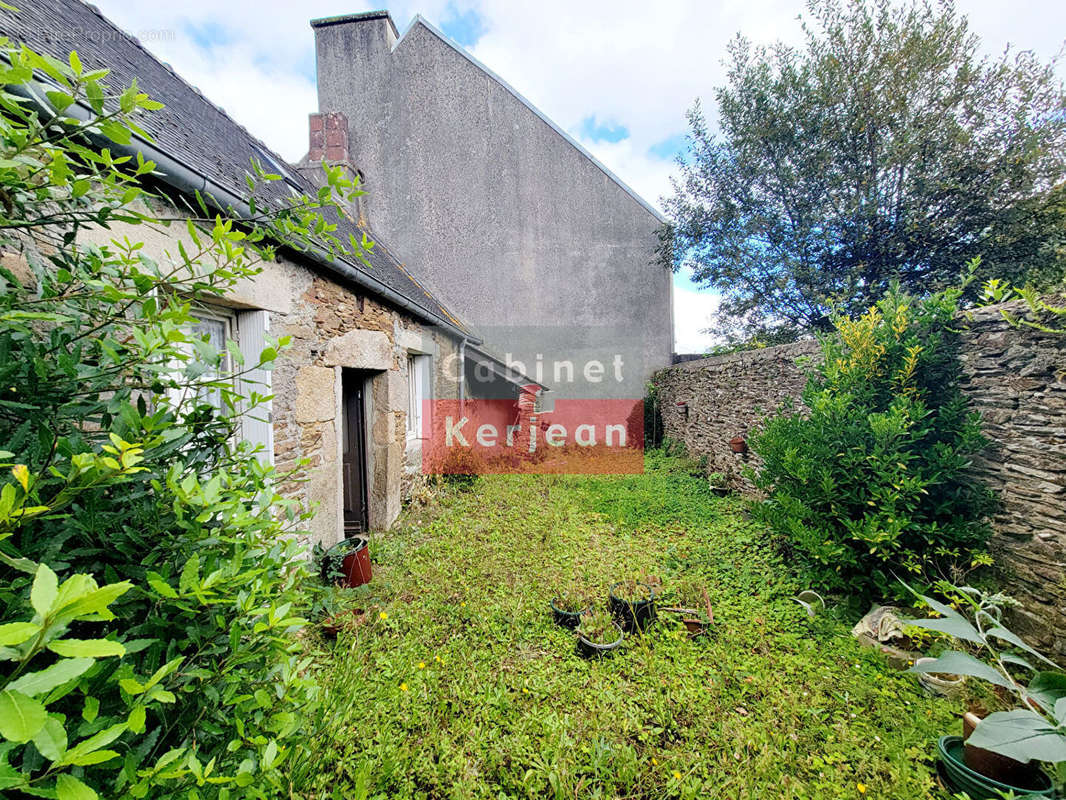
(749, 283), (995, 595)
(0, 36), (365, 798)
(665, 0), (1066, 340)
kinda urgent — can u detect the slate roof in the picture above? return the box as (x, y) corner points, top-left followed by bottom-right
(0, 0), (473, 336)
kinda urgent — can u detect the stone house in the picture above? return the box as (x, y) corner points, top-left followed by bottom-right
(311, 11), (674, 403)
(3, 0), (542, 545)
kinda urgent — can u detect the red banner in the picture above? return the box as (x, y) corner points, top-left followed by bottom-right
(420, 398), (645, 474)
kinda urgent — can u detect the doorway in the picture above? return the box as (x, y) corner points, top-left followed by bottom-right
(341, 369), (370, 535)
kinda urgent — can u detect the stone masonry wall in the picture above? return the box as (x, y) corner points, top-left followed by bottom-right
(654, 340), (820, 489)
(271, 268), (459, 546)
(653, 301), (1065, 654)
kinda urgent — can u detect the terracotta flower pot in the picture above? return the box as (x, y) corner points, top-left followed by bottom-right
(961, 712), (1042, 788)
(729, 436), (748, 454)
(340, 537), (372, 588)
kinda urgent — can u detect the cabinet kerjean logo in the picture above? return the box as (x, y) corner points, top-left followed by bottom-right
(420, 399), (645, 474)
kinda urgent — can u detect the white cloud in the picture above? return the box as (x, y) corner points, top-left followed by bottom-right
(673, 283), (722, 354)
(89, 0), (1066, 207)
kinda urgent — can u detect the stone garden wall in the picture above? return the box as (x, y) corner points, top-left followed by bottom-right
(653, 300), (1066, 654)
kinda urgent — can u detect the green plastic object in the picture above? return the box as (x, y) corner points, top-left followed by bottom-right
(937, 736), (1055, 799)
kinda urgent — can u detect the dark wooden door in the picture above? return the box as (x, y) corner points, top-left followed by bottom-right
(342, 370), (369, 534)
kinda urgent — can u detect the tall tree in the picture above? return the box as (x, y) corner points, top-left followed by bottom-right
(665, 0), (1066, 340)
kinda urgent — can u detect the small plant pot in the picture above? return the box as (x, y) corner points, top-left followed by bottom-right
(937, 736), (1054, 799)
(550, 598), (590, 629)
(728, 436), (748, 454)
(321, 536), (372, 588)
(682, 617), (710, 637)
(609, 582), (657, 634)
(915, 657), (965, 698)
(576, 622), (625, 658)
(710, 486), (730, 497)
(340, 537), (372, 588)
(321, 608), (365, 638)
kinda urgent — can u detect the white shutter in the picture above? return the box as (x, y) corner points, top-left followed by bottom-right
(236, 310), (274, 466)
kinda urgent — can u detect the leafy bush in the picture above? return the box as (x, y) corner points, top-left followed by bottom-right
(750, 284), (995, 595)
(0, 37), (364, 798)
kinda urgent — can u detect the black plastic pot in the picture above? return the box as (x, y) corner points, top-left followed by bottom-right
(550, 598), (590, 629)
(576, 621), (625, 658)
(609, 582), (657, 633)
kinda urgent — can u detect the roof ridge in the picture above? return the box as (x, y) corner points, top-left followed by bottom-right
(395, 14), (666, 224)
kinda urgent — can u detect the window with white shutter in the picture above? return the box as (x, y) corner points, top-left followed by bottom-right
(235, 309), (274, 466)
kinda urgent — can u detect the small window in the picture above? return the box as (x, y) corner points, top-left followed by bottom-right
(187, 311), (234, 416)
(407, 354), (427, 438)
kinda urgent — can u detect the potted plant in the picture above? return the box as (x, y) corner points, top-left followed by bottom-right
(914, 656), (964, 698)
(575, 609), (624, 658)
(550, 590), (592, 629)
(728, 436), (748, 454)
(306, 579), (368, 639)
(320, 536), (372, 588)
(609, 580), (657, 633)
(903, 584), (1062, 797)
(708, 472), (730, 497)
(321, 607), (366, 638)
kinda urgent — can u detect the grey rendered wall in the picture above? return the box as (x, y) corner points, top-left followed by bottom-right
(313, 15), (672, 400)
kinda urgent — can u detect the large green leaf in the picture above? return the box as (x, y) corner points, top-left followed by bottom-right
(55, 773), (98, 800)
(0, 689), (47, 743)
(987, 626), (1061, 667)
(908, 650), (1011, 688)
(1028, 672), (1066, 715)
(30, 564), (58, 617)
(966, 709), (1066, 764)
(0, 622), (39, 647)
(8, 658), (93, 696)
(59, 722), (126, 767)
(902, 615), (983, 644)
(32, 716), (67, 761)
(47, 639), (125, 658)
(53, 581), (132, 626)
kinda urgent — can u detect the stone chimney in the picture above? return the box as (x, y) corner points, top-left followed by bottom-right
(297, 110), (368, 225)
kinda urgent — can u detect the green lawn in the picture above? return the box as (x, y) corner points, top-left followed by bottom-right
(292, 452), (963, 799)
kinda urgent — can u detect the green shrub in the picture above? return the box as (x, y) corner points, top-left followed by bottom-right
(749, 284), (995, 595)
(0, 37), (365, 798)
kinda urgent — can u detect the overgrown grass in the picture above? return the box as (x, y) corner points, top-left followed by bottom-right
(292, 452), (962, 799)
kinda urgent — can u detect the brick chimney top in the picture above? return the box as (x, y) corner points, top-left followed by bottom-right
(308, 111), (350, 164)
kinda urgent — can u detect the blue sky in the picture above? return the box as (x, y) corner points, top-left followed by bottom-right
(87, 0), (1066, 351)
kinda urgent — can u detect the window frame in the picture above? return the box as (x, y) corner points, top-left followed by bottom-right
(185, 307), (237, 417)
(407, 353), (428, 440)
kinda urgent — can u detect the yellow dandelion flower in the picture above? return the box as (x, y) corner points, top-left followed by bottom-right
(418, 662), (426, 669)
(672, 771), (681, 780)
(400, 682), (408, 692)
(460, 601), (467, 607)
(521, 688), (529, 694)
(857, 783), (867, 794)
(651, 758), (658, 766)
(379, 611), (388, 620)
(434, 655), (441, 662)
